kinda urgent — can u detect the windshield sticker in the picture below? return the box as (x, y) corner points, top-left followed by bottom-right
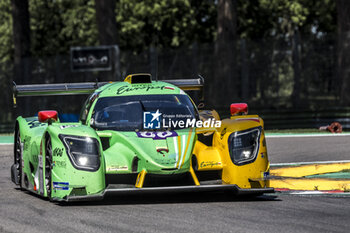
(136, 131), (178, 140)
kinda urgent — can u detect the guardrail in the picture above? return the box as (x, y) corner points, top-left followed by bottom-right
(0, 122), (14, 134)
(216, 108), (350, 130)
(259, 110), (350, 130)
(1, 109), (350, 133)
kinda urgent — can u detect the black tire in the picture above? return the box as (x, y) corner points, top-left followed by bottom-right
(191, 155), (198, 171)
(45, 135), (53, 200)
(14, 127), (23, 190)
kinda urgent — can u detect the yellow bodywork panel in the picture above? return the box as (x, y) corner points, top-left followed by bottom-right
(124, 73), (151, 84)
(135, 170), (147, 188)
(193, 141), (223, 171)
(193, 115), (269, 189)
(189, 166), (200, 186)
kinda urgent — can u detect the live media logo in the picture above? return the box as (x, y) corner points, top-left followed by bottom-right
(143, 110), (162, 129)
(143, 109), (221, 129)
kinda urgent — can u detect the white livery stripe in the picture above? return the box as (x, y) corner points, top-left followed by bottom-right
(173, 137), (179, 168)
(177, 135), (186, 169)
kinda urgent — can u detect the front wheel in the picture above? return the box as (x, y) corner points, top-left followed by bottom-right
(14, 128), (23, 190)
(45, 135), (53, 200)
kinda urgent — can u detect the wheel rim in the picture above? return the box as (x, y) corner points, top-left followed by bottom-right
(14, 130), (22, 183)
(45, 137), (52, 197)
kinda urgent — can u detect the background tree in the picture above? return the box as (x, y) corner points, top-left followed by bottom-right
(94, 0), (118, 45)
(0, 0), (13, 64)
(337, 0), (350, 105)
(116, 0), (200, 51)
(11, 0), (30, 84)
(215, 0), (237, 104)
(30, 0), (98, 56)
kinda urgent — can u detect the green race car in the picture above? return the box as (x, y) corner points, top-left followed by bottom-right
(11, 74), (273, 202)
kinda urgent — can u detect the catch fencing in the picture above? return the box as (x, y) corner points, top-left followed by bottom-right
(0, 35), (344, 132)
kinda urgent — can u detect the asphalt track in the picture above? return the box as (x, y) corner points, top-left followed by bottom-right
(1, 136), (350, 233)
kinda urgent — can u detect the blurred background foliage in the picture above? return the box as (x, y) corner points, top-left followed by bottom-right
(2, 0), (336, 56)
(1, 0), (350, 131)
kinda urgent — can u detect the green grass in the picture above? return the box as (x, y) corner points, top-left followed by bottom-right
(306, 171), (350, 179)
(0, 136), (13, 143)
(0, 133), (13, 136)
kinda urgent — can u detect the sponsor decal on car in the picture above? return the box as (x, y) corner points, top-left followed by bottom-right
(23, 136), (31, 151)
(154, 158), (176, 165)
(107, 165), (128, 171)
(263, 171), (270, 178)
(53, 182), (69, 190)
(27, 120), (46, 128)
(53, 161), (67, 168)
(53, 148), (64, 157)
(116, 85), (170, 95)
(60, 125), (79, 129)
(200, 161), (222, 168)
(136, 131), (178, 140)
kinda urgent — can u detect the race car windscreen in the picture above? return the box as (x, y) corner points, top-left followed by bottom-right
(91, 94), (198, 131)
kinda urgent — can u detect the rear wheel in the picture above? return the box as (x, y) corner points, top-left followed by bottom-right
(45, 135), (53, 200)
(14, 128), (23, 190)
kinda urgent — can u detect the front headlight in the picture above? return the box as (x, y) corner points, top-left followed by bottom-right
(228, 126), (261, 165)
(59, 135), (100, 171)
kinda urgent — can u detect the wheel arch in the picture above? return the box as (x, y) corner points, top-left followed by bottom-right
(13, 121), (19, 163)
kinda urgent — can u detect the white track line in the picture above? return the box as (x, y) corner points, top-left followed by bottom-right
(266, 133), (350, 138)
(271, 160), (350, 166)
(282, 191), (350, 195)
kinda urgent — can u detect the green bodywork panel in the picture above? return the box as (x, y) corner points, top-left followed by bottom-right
(15, 80), (197, 200)
(101, 129), (195, 175)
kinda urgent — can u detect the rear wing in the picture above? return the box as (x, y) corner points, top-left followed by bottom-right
(163, 75), (204, 91)
(13, 82), (109, 97)
(13, 74), (204, 105)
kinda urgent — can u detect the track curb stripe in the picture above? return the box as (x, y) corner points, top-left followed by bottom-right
(270, 162), (350, 177)
(274, 188), (350, 195)
(270, 178), (350, 191)
(266, 133), (350, 138)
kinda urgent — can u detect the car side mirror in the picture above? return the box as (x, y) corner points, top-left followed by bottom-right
(89, 118), (96, 129)
(38, 111), (58, 125)
(230, 103), (248, 116)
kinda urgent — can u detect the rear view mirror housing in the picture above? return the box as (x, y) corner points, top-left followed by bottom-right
(38, 110), (58, 124)
(230, 103), (248, 116)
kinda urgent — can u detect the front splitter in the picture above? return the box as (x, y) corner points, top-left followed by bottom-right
(59, 184), (274, 202)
